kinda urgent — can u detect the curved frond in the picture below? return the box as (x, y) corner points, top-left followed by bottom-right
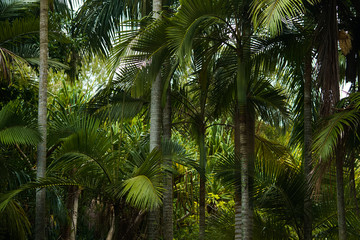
(0, 199), (31, 240)
(121, 175), (162, 210)
(250, 0), (305, 35)
(0, 101), (40, 145)
(313, 109), (360, 159)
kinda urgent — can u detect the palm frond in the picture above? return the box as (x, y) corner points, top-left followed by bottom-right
(0, 199), (31, 240)
(167, 0), (228, 65)
(0, 0), (39, 21)
(0, 177), (78, 212)
(0, 101), (40, 145)
(313, 109), (360, 160)
(250, 0), (305, 35)
(118, 148), (163, 210)
(120, 175), (162, 210)
(75, 0), (144, 55)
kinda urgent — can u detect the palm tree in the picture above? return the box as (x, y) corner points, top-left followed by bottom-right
(35, 0), (48, 239)
(171, 41), (222, 239)
(214, 124), (308, 239)
(107, 11), (181, 239)
(0, 97), (167, 240)
(312, 92), (360, 239)
(168, 1), (289, 238)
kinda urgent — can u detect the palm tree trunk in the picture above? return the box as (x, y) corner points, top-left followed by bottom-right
(246, 105), (255, 238)
(240, 105), (251, 239)
(148, 2), (163, 239)
(318, 0), (345, 238)
(199, 129), (206, 240)
(35, 0), (48, 239)
(162, 87), (173, 240)
(68, 187), (81, 240)
(106, 206), (115, 240)
(336, 144), (346, 240)
(234, 103), (242, 240)
(148, 71), (162, 240)
(238, 18), (252, 240)
(303, 52), (313, 240)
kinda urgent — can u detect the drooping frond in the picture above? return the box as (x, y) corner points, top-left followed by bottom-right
(0, 101), (40, 145)
(313, 109), (360, 160)
(0, 0), (39, 21)
(250, 0), (306, 36)
(0, 177), (78, 212)
(120, 175), (162, 210)
(75, 0), (145, 55)
(0, 199), (31, 240)
(167, 0), (228, 64)
(108, 19), (171, 98)
(249, 76), (289, 126)
(49, 119), (113, 182)
(89, 86), (145, 121)
(118, 148), (163, 210)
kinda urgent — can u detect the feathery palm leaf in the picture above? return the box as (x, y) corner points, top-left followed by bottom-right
(0, 101), (40, 145)
(250, 0), (306, 35)
(312, 109), (360, 159)
(0, 198), (31, 240)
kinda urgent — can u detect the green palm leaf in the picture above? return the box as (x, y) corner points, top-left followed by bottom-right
(0, 101), (40, 145)
(0, 199), (31, 240)
(250, 0), (306, 35)
(313, 109), (360, 159)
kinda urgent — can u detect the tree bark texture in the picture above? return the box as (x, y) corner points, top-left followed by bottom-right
(240, 105), (251, 240)
(336, 145), (347, 240)
(162, 87), (173, 240)
(63, 186), (81, 240)
(303, 52), (313, 240)
(238, 18), (252, 240)
(148, 73), (162, 240)
(318, 0), (340, 117)
(246, 107), (255, 239)
(317, 0), (345, 238)
(148, 1), (162, 238)
(35, 0), (48, 239)
(106, 207), (115, 240)
(234, 104), (242, 240)
(199, 131), (206, 240)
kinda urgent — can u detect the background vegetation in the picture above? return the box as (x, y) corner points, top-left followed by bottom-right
(1, 0), (360, 239)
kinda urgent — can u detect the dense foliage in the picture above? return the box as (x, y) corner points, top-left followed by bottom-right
(1, 0), (360, 239)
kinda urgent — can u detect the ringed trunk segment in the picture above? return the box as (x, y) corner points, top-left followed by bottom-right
(303, 52), (313, 240)
(35, 0), (48, 239)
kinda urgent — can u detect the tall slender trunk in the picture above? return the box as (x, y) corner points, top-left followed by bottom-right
(336, 145), (346, 240)
(234, 103), (242, 240)
(318, 0), (345, 238)
(238, 18), (252, 240)
(246, 107), (255, 238)
(65, 186), (81, 240)
(106, 206), (115, 240)
(199, 129), (206, 240)
(303, 52), (313, 240)
(35, 0), (48, 239)
(148, 1), (162, 239)
(148, 71), (162, 240)
(240, 105), (251, 239)
(162, 87), (173, 240)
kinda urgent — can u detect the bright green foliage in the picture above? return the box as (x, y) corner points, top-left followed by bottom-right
(2, 0), (360, 239)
